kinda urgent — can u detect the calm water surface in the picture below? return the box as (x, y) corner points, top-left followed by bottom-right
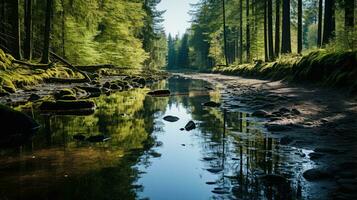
(0, 76), (314, 200)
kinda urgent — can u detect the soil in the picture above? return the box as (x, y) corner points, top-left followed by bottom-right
(179, 73), (357, 200)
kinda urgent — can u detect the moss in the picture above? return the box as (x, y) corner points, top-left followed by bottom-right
(213, 50), (357, 92)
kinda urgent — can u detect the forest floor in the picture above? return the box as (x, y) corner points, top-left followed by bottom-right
(180, 73), (357, 199)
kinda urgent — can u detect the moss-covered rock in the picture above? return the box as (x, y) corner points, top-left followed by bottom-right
(0, 104), (39, 146)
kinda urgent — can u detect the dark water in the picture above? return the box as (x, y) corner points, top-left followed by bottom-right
(0, 76), (314, 200)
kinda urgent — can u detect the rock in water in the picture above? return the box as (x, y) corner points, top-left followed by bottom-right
(185, 121), (196, 131)
(0, 104), (40, 146)
(147, 90), (170, 97)
(87, 135), (111, 143)
(202, 101), (221, 107)
(252, 110), (269, 118)
(28, 93), (41, 101)
(303, 168), (331, 181)
(163, 115), (180, 122)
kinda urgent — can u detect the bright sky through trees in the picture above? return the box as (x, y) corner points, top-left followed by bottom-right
(157, 0), (198, 36)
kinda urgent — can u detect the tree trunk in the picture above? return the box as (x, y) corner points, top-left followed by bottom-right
(222, 0), (228, 66)
(61, 0), (66, 57)
(24, 0), (32, 60)
(322, 0), (335, 46)
(275, 0), (280, 57)
(268, 0), (274, 60)
(10, 0), (21, 59)
(41, 0), (53, 64)
(281, 0), (291, 54)
(239, 0), (243, 63)
(246, 0), (250, 62)
(344, 0), (354, 28)
(317, 0), (323, 47)
(264, 1), (268, 61)
(0, 0), (5, 47)
(297, 0), (302, 54)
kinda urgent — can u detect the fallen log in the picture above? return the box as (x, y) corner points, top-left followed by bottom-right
(50, 51), (92, 82)
(12, 59), (53, 69)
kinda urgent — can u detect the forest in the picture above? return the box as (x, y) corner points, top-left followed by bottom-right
(0, 0), (357, 200)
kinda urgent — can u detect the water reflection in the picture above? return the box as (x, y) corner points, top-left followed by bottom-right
(0, 76), (312, 200)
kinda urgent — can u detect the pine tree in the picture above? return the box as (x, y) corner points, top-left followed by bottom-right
(24, 0), (32, 60)
(281, 0), (291, 54)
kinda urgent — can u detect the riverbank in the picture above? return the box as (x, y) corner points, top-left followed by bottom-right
(213, 50), (357, 95)
(179, 73), (357, 199)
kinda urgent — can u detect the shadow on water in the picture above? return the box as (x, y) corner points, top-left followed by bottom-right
(0, 76), (313, 200)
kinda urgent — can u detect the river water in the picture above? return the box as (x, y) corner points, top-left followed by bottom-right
(0, 75), (315, 200)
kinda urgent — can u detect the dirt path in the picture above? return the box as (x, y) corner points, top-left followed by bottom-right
(179, 73), (357, 200)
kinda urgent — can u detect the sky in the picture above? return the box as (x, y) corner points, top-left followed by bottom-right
(157, 0), (199, 36)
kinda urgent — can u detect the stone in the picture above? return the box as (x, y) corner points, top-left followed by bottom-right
(163, 115), (180, 122)
(260, 174), (288, 185)
(207, 168), (223, 173)
(185, 120), (196, 131)
(252, 110), (269, 118)
(0, 104), (40, 146)
(280, 136), (293, 145)
(202, 101), (221, 107)
(28, 93), (41, 101)
(147, 89), (170, 97)
(266, 124), (292, 132)
(292, 108), (301, 115)
(73, 134), (86, 141)
(279, 107), (291, 113)
(87, 135), (111, 143)
(303, 168), (331, 181)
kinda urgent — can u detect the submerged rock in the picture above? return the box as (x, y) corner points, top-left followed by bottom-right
(207, 168), (223, 173)
(39, 100), (96, 112)
(303, 168), (331, 181)
(73, 134), (86, 141)
(147, 89), (170, 97)
(87, 135), (111, 143)
(0, 104), (39, 146)
(252, 110), (269, 118)
(185, 120), (196, 131)
(260, 174), (288, 185)
(202, 101), (221, 107)
(163, 115), (180, 122)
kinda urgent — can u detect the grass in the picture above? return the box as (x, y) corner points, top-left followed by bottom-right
(213, 50), (357, 94)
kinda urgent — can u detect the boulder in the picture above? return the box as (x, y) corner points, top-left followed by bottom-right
(163, 115), (180, 122)
(252, 110), (269, 118)
(303, 168), (331, 181)
(202, 101), (221, 107)
(39, 100), (96, 111)
(147, 89), (170, 97)
(28, 93), (41, 101)
(0, 104), (39, 146)
(185, 120), (196, 131)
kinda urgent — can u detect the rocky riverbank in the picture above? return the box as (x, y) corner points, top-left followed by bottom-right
(179, 73), (357, 200)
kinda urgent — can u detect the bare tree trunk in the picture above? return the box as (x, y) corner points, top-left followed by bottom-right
(281, 0), (291, 54)
(275, 0), (280, 57)
(61, 0), (66, 58)
(264, 1), (268, 61)
(297, 0), (302, 54)
(41, 0), (53, 64)
(322, 0), (335, 46)
(0, 0), (5, 47)
(239, 0), (243, 63)
(246, 0), (250, 62)
(317, 0), (323, 47)
(11, 0), (21, 59)
(345, 0), (354, 28)
(268, 0), (274, 60)
(222, 0), (228, 66)
(24, 0), (32, 60)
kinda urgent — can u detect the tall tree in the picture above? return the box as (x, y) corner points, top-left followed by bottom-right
(344, 0), (354, 29)
(322, 0), (335, 45)
(223, 0), (228, 66)
(60, 0), (65, 57)
(10, 0), (21, 59)
(24, 0), (32, 60)
(41, 0), (53, 64)
(0, 0), (5, 48)
(317, 0), (323, 47)
(167, 34), (177, 69)
(264, 1), (268, 61)
(275, 0), (280, 57)
(297, 0), (302, 53)
(268, 0), (274, 60)
(281, 0), (291, 53)
(246, 0), (250, 62)
(239, 0), (243, 63)
(177, 33), (189, 67)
